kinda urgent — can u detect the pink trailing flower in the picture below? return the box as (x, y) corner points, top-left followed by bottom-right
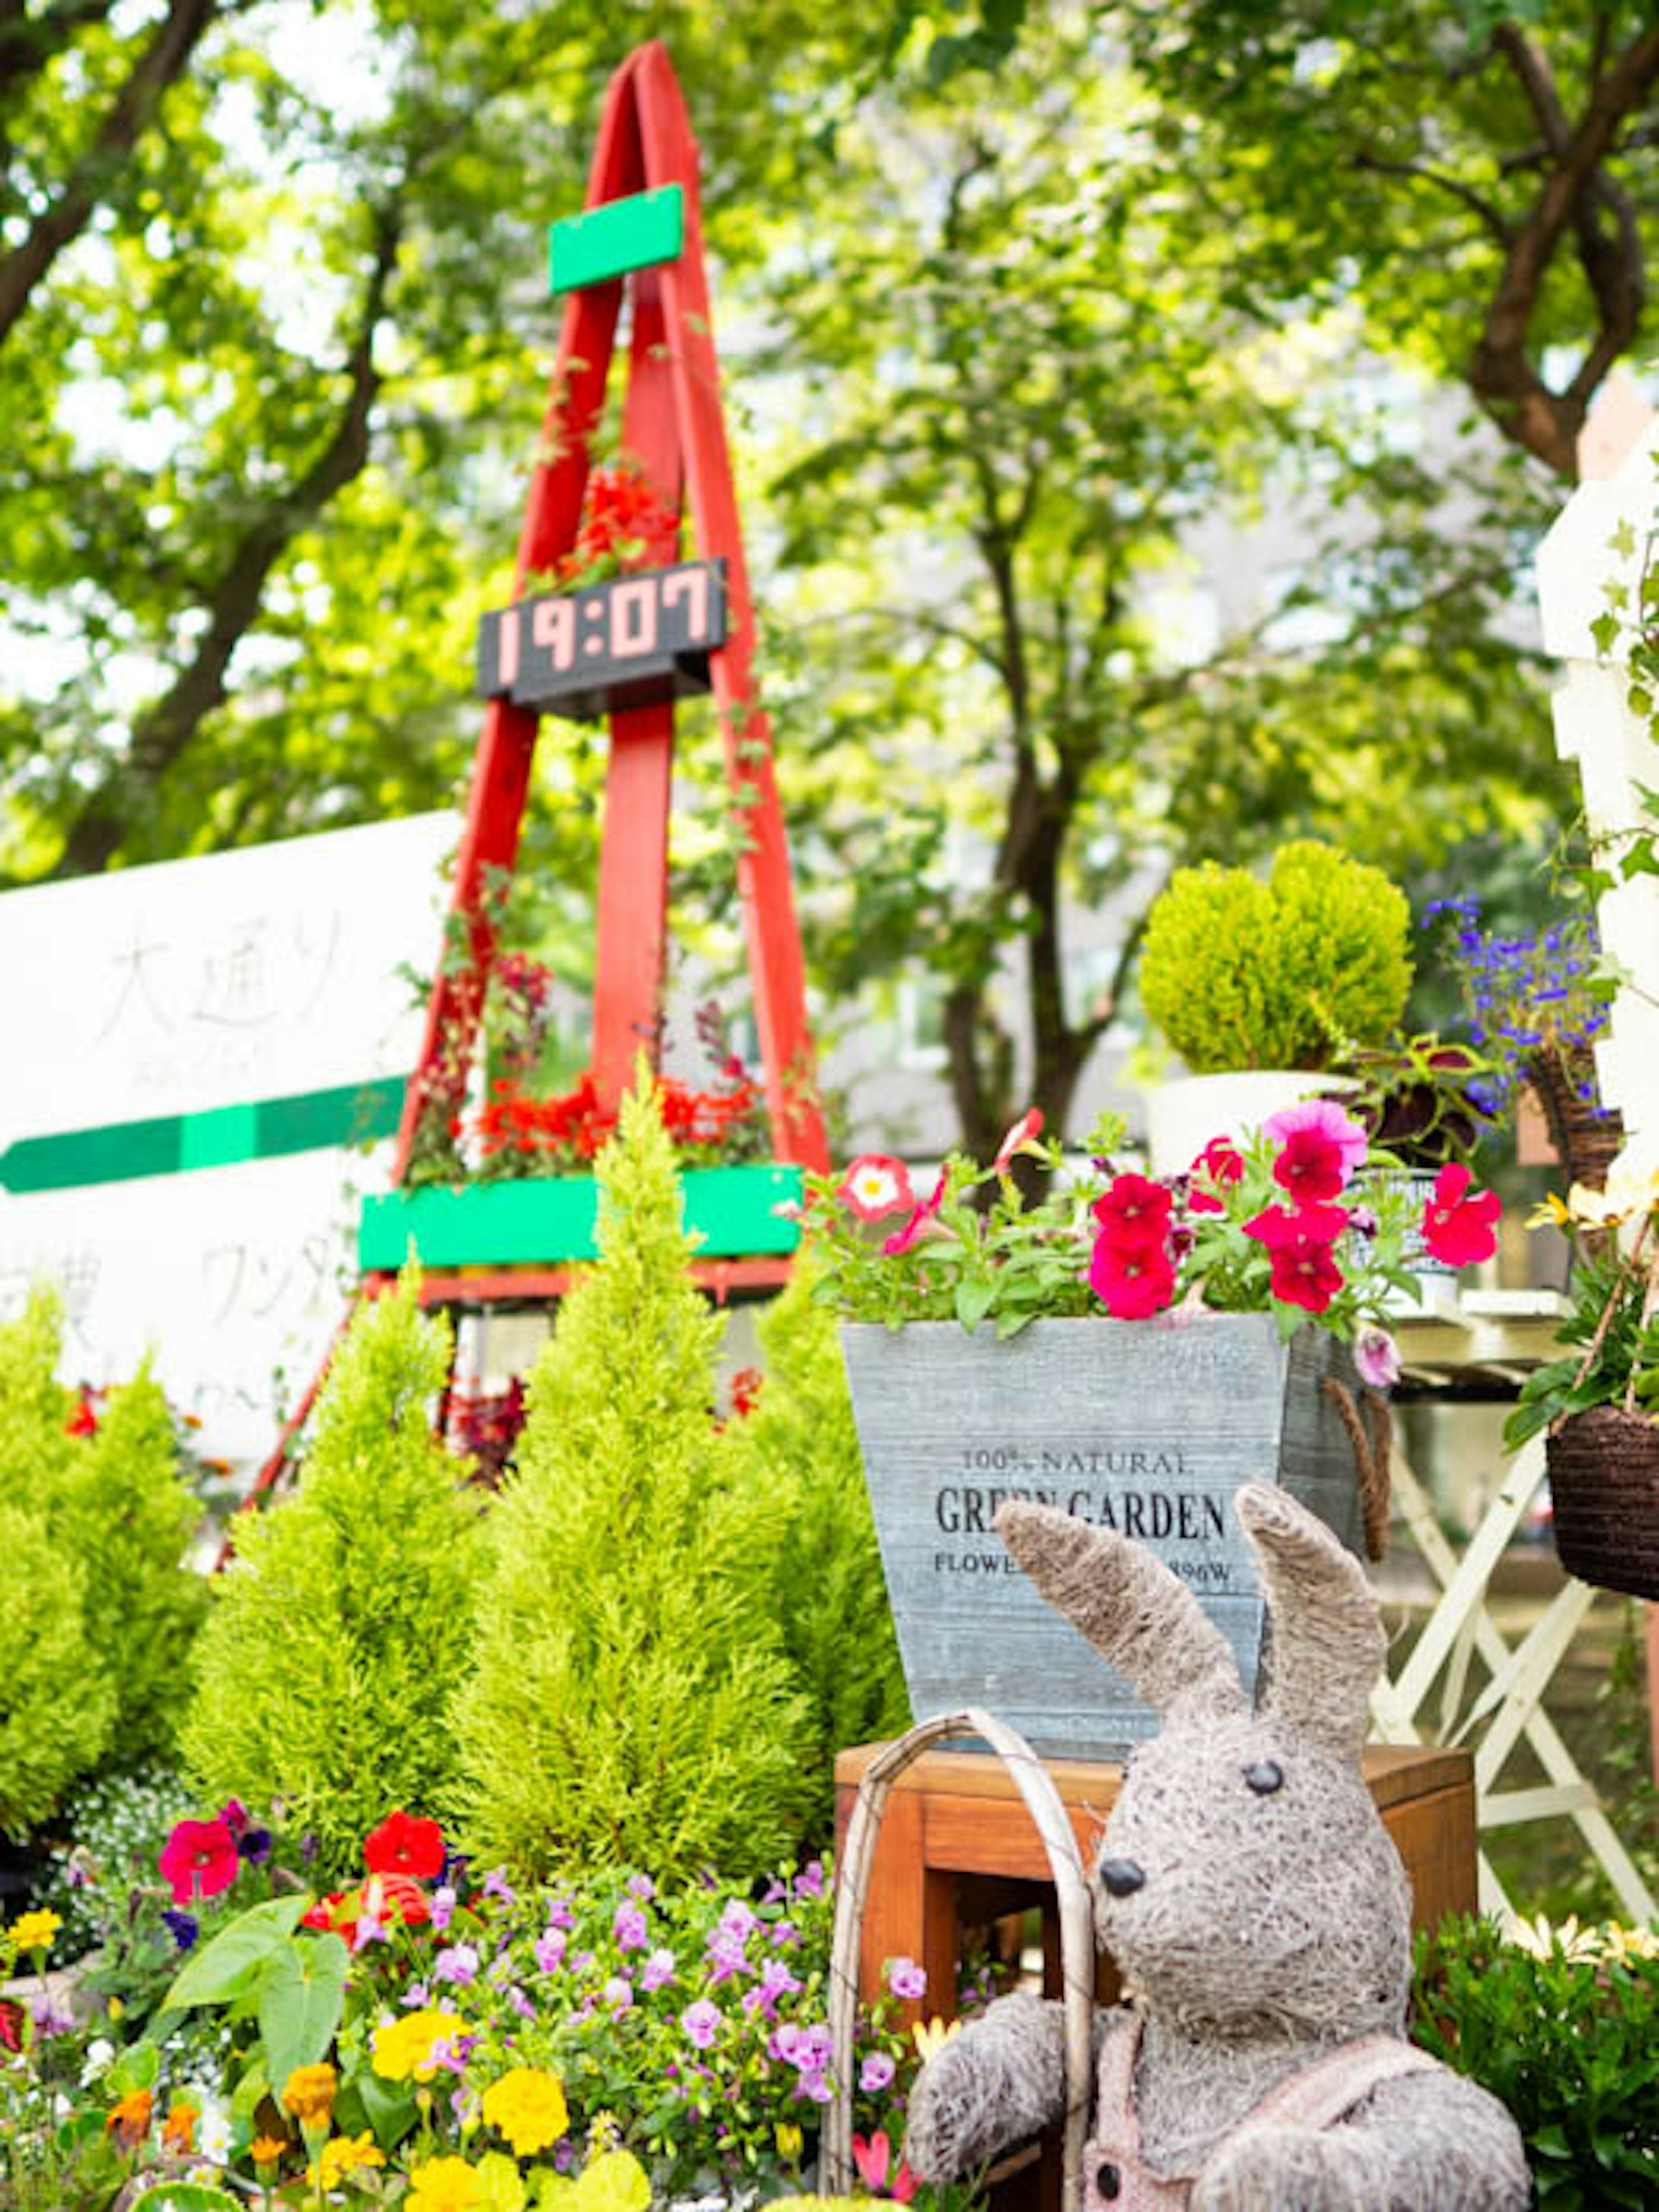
(1186, 1137), (1245, 1214)
(1090, 1172), (1173, 1253)
(1243, 1201), (1349, 1316)
(852, 2130), (920, 2204)
(883, 1166), (948, 1257)
(159, 1819), (239, 1905)
(837, 1154), (914, 1221)
(1089, 1239), (1176, 1320)
(992, 1106), (1045, 1173)
(1262, 1100), (1369, 1205)
(1421, 1163), (1501, 1267)
(1355, 1327), (1402, 1390)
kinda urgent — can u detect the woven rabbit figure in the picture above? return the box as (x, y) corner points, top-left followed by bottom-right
(903, 1481), (1529, 2210)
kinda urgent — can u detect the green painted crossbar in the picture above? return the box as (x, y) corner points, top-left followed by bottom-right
(549, 185), (684, 295)
(0, 1077), (407, 1194)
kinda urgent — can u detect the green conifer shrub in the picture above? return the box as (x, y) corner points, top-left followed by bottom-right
(0, 1505), (115, 1834)
(453, 1080), (810, 1881)
(1139, 839), (1412, 1073)
(718, 1255), (910, 1846)
(180, 1277), (480, 1878)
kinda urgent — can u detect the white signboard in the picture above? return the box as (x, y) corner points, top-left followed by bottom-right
(0, 813), (454, 1458)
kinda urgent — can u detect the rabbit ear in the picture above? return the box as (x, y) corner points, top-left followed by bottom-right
(1234, 1483), (1384, 1759)
(995, 1500), (1247, 1721)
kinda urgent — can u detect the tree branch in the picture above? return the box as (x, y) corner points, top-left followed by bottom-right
(1352, 150), (1513, 247)
(51, 200), (404, 876)
(0, 0), (219, 350)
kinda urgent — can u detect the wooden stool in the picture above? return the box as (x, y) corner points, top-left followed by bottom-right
(833, 1739), (1477, 2021)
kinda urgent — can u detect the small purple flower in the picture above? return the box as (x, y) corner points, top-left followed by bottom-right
(1355, 1327), (1402, 1391)
(748, 1957), (802, 2017)
(401, 1981), (432, 2008)
(626, 1873), (655, 1902)
(433, 1942), (480, 1987)
(861, 2051), (896, 2094)
(793, 1860), (825, 1900)
(571, 1949), (595, 1974)
(718, 1900), (758, 1942)
(682, 1997), (721, 2049)
(29, 1997), (72, 2037)
(771, 1920), (799, 1948)
(795, 2068), (834, 2104)
(534, 1929), (567, 1974)
(604, 1974), (633, 2013)
(299, 1833), (318, 1865)
(160, 1908), (198, 1952)
(613, 1901), (648, 1951)
(237, 1827), (273, 1864)
(705, 1926), (750, 1986)
(641, 1948), (676, 1992)
(546, 1895), (575, 1930)
(352, 1914), (388, 1953)
(483, 1867), (516, 1907)
(886, 1956), (927, 2000)
(508, 1984), (537, 2022)
(431, 1885), (457, 1934)
(428, 2031), (478, 2076)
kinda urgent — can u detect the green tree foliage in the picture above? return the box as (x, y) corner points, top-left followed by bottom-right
(0, 1288), (204, 1818)
(717, 1255), (909, 1847)
(453, 1080), (810, 1880)
(180, 1277), (480, 1878)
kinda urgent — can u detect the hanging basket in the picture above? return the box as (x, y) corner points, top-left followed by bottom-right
(1546, 1405), (1659, 1602)
(823, 1710), (1094, 2212)
(1526, 1048), (1625, 1191)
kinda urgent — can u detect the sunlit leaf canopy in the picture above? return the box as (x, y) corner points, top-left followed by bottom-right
(3, 0), (1656, 1143)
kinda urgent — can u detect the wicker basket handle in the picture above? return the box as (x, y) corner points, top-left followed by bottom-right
(824, 1712), (1094, 2212)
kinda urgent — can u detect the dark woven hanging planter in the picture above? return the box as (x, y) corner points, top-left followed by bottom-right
(1527, 1047), (1626, 1190)
(1546, 1405), (1659, 1602)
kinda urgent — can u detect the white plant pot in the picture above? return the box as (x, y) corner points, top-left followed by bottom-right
(1143, 1069), (1328, 1178)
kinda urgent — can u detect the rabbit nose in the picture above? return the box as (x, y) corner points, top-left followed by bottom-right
(1098, 1858), (1145, 1897)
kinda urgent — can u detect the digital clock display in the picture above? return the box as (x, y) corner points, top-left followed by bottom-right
(476, 557), (728, 721)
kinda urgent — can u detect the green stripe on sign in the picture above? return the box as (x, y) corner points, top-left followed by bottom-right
(0, 1077), (407, 1194)
(550, 185), (684, 294)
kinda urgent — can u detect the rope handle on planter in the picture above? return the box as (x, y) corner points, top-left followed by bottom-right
(824, 1711), (1093, 2212)
(1322, 1377), (1392, 1562)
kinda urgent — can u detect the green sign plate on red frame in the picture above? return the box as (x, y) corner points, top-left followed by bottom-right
(549, 184), (685, 295)
(358, 1161), (804, 1272)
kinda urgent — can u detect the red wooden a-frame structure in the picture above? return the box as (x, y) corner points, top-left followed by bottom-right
(392, 40), (827, 1188)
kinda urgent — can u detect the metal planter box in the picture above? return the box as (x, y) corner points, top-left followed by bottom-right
(840, 1315), (1367, 1761)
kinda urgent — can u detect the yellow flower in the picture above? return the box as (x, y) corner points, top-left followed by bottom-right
(105, 2086), (154, 2146)
(161, 2101), (198, 2153)
(309, 2130), (387, 2188)
(912, 2014), (963, 2063)
(281, 2060), (338, 2125)
(775, 2120), (804, 2160)
(7, 1908), (60, 1954)
(1526, 1192), (1573, 1229)
(586, 2110), (620, 2157)
(1505, 1911), (1600, 1961)
(481, 2065), (569, 2157)
(372, 2005), (467, 2082)
(407, 2155), (484, 2212)
(1601, 1922), (1659, 1963)
(250, 2133), (292, 2170)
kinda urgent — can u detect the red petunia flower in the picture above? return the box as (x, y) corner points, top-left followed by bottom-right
(363, 1809), (445, 1881)
(1187, 1137), (1245, 1214)
(1091, 1173), (1173, 1253)
(1263, 1100), (1369, 1205)
(1243, 1201), (1348, 1315)
(838, 1154), (914, 1222)
(992, 1107), (1045, 1173)
(1421, 1163), (1501, 1268)
(1088, 1236), (1176, 1319)
(883, 1167), (948, 1257)
(159, 1818), (239, 1905)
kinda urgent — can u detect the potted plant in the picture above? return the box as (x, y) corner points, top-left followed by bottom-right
(1504, 1161), (1659, 1600)
(1332, 1032), (1496, 1296)
(1427, 893), (1624, 1189)
(803, 1102), (1501, 1757)
(1138, 840), (1413, 1172)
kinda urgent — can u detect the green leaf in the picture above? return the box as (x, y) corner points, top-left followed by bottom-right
(1611, 519), (1637, 559)
(126, 2190), (243, 2212)
(953, 1277), (995, 1331)
(356, 2063), (420, 2152)
(257, 1929), (349, 2093)
(161, 1894), (308, 2011)
(1591, 611), (1621, 655)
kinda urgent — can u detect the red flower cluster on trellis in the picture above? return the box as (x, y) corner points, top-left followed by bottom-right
(553, 464), (680, 588)
(467, 1071), (766, 1173)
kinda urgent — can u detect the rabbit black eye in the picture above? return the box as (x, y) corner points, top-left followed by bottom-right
(1244, 1760), (1284, 1795)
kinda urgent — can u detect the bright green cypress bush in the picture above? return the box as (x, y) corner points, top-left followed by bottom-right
(1139, 839), (1412, 1072)
(180, 1277), (480, 1878)
(453, 1080), (810, 1881)
(718, 1255), (910, 1846)
(0, 1504), (115, 1834)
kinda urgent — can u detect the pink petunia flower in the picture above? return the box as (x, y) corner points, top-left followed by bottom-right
(852, 2131), (920, 2204)
(1355, 1328), (1401, 1390)
(1421, 1164), (1501, 1268)
(883, 1167), (948, 1257)
(158, 1820), (239, 1905)
(992, 1106), (1045, 1173)
(838, 1154), (914, 1221)
(1263, 1100), (1369, 1204)
(1187, 1137), (1245, 1214)
(1244, 1201), (1349, 1316)
(1088, 1237), (1176, 1320)
(1090, 1172), (1173, 1254)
